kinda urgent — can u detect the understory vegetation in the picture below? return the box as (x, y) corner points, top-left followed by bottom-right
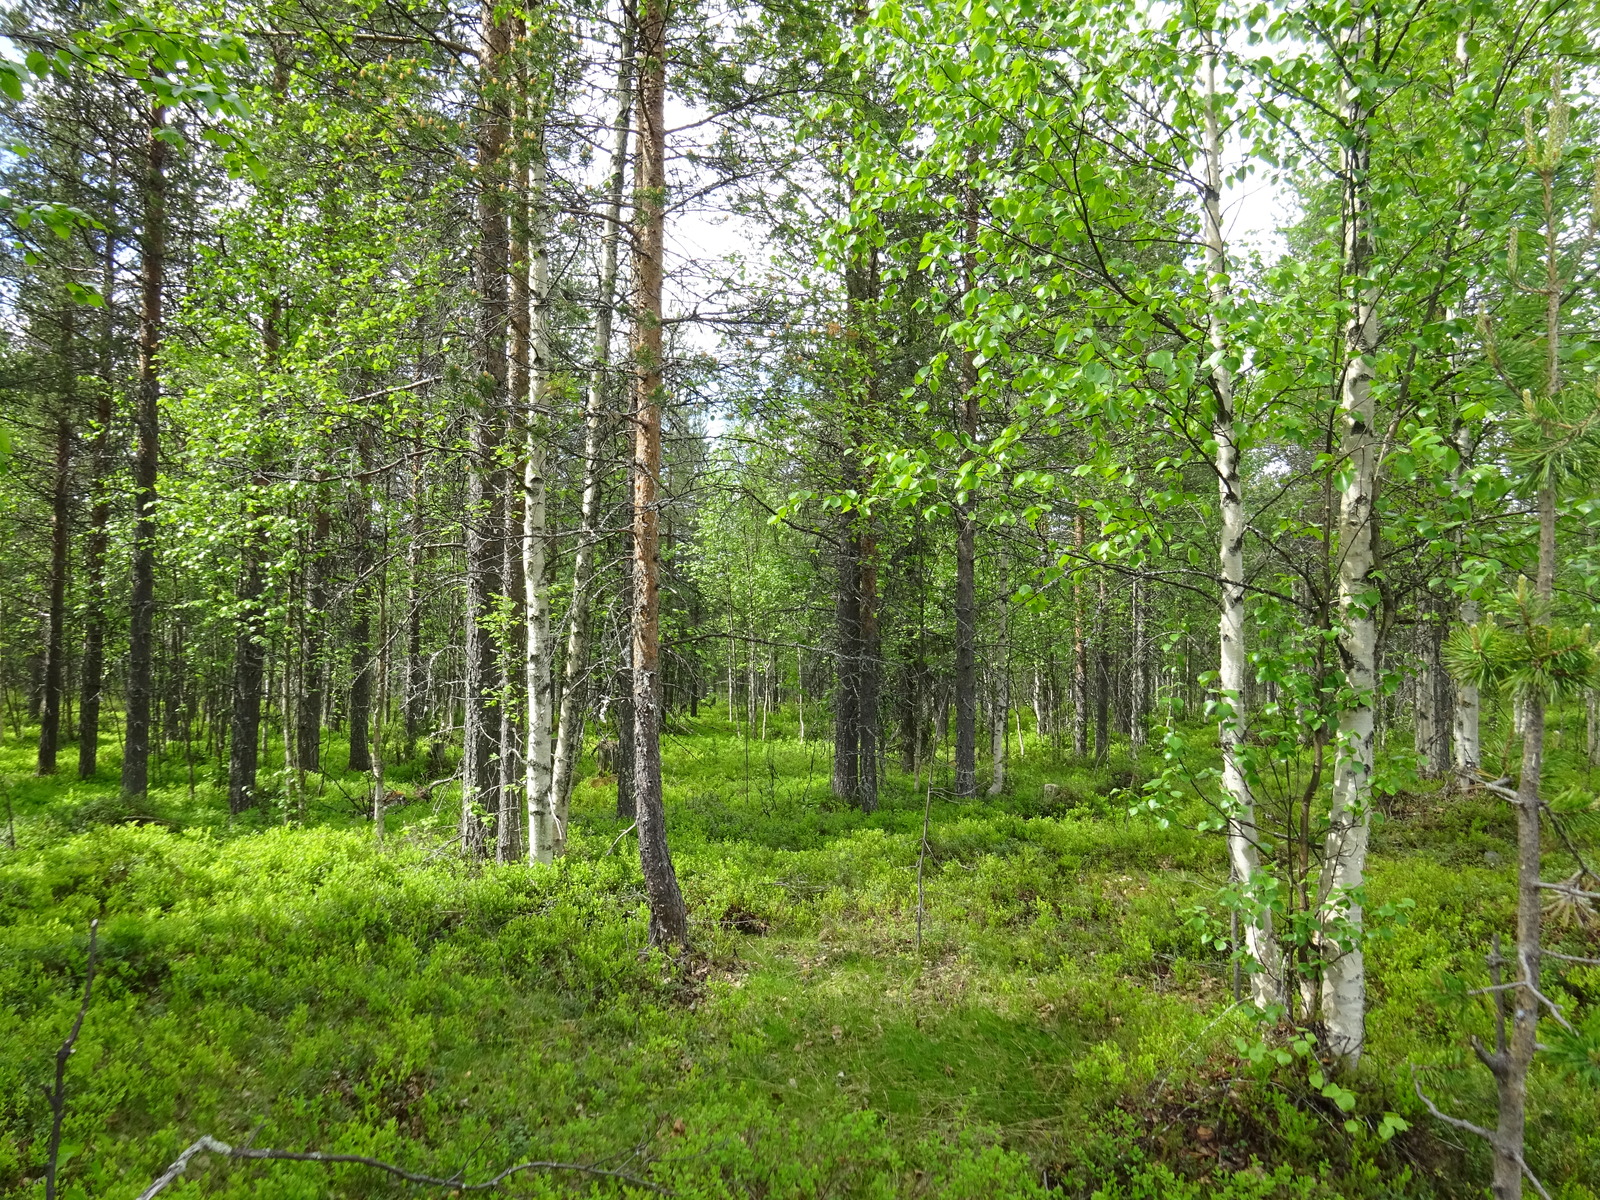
(3, 710), (1597, 1199)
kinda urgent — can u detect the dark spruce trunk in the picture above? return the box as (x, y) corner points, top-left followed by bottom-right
(121, 102), (167, 799)
(37, 314), (73, 774)
(227, 552), (267, 813)
(461, 0), (511, 856)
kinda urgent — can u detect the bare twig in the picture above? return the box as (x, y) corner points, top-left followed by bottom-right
(136, 1136), (669, 1199)
(1537, 880), (1600, 900)
(1410, 1069), (1552, 1200)
(44, 920), (98, 1200)
(1411, 1068), (1494, 1141)
(607, 820), (638, 856)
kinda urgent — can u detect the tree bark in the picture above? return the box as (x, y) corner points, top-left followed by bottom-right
(227, 549), (266, 814)
(37, 311), (73, 774)
(552, 16), (634, 845)
(348, 556), (374, 774)
(78, 232), (115, 779)
(1202, 39), (1283, 1007)
(122, 101), (167, 800)
(630, 0), (688, 947)
(462, 0), (511, 857)
(1072, 510), (1088, 758)
(289, 492), (327, 772)
(832, 536), (861, 800)
(1321, 36), (1379, 1067)
(525, 130), (557, 865)
(952, 179), (980, 799)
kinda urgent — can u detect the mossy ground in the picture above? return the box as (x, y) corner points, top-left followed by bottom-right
(1, 708), (1596, 1198)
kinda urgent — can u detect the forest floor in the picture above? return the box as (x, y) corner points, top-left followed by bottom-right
(1, 710), (1597, 1199)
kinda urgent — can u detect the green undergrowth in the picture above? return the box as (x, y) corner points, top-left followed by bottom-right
(1, 709), (1597, 1198)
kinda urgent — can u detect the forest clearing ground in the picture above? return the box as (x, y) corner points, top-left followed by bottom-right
(1, 711), (1596, 1199)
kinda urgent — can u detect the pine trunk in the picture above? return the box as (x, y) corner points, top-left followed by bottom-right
(630, 0), (688, 947)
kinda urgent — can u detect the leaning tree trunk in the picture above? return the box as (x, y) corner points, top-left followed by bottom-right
(122, 101), (167, 800)
(1320, 46), (1379, 1068)
(551, 20), (634, 842)
(1202, 40), (1282, 1007)
(462, 0), (511, 857)
(629, 0), (688, 947)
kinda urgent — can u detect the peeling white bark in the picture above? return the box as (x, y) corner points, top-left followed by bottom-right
(1202, 43), (1283, 1008)
(524, 142), (557, 864)
(1321, 36), (1379, 1066)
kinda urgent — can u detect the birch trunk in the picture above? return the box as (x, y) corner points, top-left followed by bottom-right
(1202, 42), (1282, 1008)
(1321, 36), (1379, 1066)
(550, 20), (634, 848)
(524, 137), (557, 865)
(1452, 417), (1481, 785)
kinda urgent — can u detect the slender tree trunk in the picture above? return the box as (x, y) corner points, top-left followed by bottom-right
(1130, 578), (1146, 751)
(858, 533), (880, 808)
(462, 0), (511, 856)
(1072, 510), (1088, 758)
(373, 538), (390, 844)
(37, 323), (72, 774)
(525, 132), (558, 865)
(1093, 573), (1109, 765)
(1202, 40), (1283, 1007)
(1483, 139), (1567, 1200)
(832, 537), (861, 800)
(78, 223), (116, 778)
(348, 560), (374, 774)
(952, 180), (980, 799)
(122, 101), (167, 800)
(1321, 40), (1379, 1067)
(227, 548), (266, 814)
(630, 0), (688, 947)
(298, 500), (329, 773)
(552, 18), (634, 843)
(404, 448), (428, 746)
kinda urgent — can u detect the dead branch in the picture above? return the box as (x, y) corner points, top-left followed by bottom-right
(136, 1135), (669, 1199)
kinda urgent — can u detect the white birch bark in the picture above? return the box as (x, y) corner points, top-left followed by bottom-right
(1452, 431), (1480, 779)
(524, 138), (557, 864)
(549, 26), (634, 850)
(1320, 36), (1379, 1067)
(1201, 42), (1283, 1008)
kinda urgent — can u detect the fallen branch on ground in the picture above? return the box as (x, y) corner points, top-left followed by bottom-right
(136, 1135), (670, 1199)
